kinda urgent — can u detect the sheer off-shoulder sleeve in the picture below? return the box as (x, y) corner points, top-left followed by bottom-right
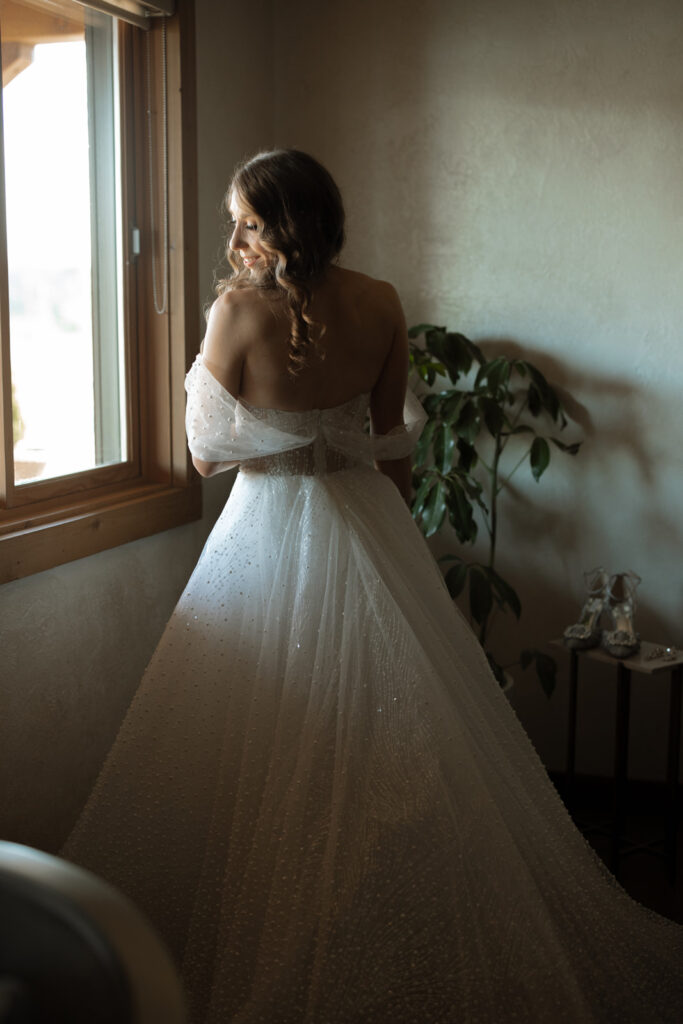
(369, 389), (427, 461)
(185, 356), (315, 463)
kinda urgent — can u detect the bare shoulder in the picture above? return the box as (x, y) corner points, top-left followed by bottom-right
(202, 286), (276, 394)
(332, 267), (404, 323)
(334, 266), (398, 300)
(208, 285), (274, 333)
(372, 277), (405, 326)
(205, 286), (278, 355)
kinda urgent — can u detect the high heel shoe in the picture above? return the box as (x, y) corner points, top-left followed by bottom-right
(601, 571), (641, 659)
(563, 567), (610, 650)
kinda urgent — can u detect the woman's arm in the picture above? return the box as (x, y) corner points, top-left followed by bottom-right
(369, 286), (412, 505)
(192, 293), (248, 478)
(192, 456), (238, 478)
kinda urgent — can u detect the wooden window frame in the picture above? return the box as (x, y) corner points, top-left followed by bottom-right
(0, 1), (200, 584)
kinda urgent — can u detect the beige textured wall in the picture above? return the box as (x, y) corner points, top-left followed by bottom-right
(194, 0), (273, 310)
(269, 0), (683, 777)
(1, 0), (682, 853)
(0, 510), (225, 849)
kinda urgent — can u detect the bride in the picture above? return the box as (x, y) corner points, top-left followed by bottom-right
(64, 149), (683, 1023)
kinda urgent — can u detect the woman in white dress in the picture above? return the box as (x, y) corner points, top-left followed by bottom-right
(64, 150), (683, 1023)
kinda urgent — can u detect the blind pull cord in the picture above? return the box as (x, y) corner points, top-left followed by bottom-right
(146, 18), (169, 316)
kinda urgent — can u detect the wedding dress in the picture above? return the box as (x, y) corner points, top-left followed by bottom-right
(63, 355), (683, 1023)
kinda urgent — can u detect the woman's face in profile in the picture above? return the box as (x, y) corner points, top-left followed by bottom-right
(228, 192), (269, 273)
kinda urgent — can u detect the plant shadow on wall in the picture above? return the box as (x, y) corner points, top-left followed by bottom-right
(485, 341), (683, 653)
(409, 324), (583, 695)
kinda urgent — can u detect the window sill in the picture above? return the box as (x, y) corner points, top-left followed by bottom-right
(0, 479), (202, 583)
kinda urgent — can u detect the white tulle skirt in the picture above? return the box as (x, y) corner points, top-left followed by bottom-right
(63, 463), (683, 1023)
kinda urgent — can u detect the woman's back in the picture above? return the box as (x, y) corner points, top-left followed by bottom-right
(197, 149), (410, 494)
(203, 265), (403, 414)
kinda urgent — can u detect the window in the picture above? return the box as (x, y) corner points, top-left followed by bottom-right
(0, 0), (200, 583)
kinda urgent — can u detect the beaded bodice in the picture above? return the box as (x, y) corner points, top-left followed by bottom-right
(239, 395), (368, 476)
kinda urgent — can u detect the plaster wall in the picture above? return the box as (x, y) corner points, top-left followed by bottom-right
(269, 0), (683, 779)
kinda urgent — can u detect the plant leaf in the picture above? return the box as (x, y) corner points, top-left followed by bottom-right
(426, 331), (481, 384)
(441, 423), (456, 472)
(462, 476), (487, 513)
(476, 357), (511, 394)
(408, 339), (451, 381)
(410, 473), (433, 523)
(445, 475), (478, 543)
(433, 422), (456, 473)
(445, 561), (468, 599)
(411, 474), (432, 527)
(408, 322), (445, 339)
(527, 382), (541, 416)
(535, 654), (557, 697)
(530, 436), (550, 481)
(486, 651), (508, 688)
(414, 418), (436, 467)
(487, 567), (522, 618)
(478, 395), (505, 438)
(455, 399), (480, 443)
(469, 565), (493, 627)
(420, 476), (447, 537)
(522, 363), (561, 420)
(408, 346), (446, 386)
(550, 437), (581, 455)
(456, 438), (478, 473)
(422, 392), (446, 416)
(442, 391), (465, 424)
(520, 648), (557, 697)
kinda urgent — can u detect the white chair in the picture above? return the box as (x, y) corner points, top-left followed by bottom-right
(0, 841), (186, 1023)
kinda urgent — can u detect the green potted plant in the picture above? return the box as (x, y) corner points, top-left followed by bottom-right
(409, 324), (581, 694)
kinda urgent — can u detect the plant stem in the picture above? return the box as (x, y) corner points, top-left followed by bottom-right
(499, 446), (532, 494)
(479, 432), (503, 647)
(488, 434), (502, 570)
(496, 394), (531, 493)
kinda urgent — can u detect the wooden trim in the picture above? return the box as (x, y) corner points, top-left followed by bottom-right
(5, 459), (138, 509)
(137, 17), (171, 484)
(169, 0), (198, 485)
(0, 472), (154, 536)
(0, 15), (13, 504)
(1, 479), (201, 583)
(119, 19), (142, 473)
(0, 2), (200, 583)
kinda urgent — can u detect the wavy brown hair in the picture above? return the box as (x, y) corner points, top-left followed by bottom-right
(216, 149), (345, 375)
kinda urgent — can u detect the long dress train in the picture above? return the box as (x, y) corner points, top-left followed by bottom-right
(63, 355), (683, 1023)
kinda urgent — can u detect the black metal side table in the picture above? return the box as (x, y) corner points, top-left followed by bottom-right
(554, 640), (683, 882)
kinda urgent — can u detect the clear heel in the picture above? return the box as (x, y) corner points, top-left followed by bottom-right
(563, 567), (609, 650)
(601, 571), (641, 659)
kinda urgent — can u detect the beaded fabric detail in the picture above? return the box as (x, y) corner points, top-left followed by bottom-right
(63, 356), (683, 1023)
